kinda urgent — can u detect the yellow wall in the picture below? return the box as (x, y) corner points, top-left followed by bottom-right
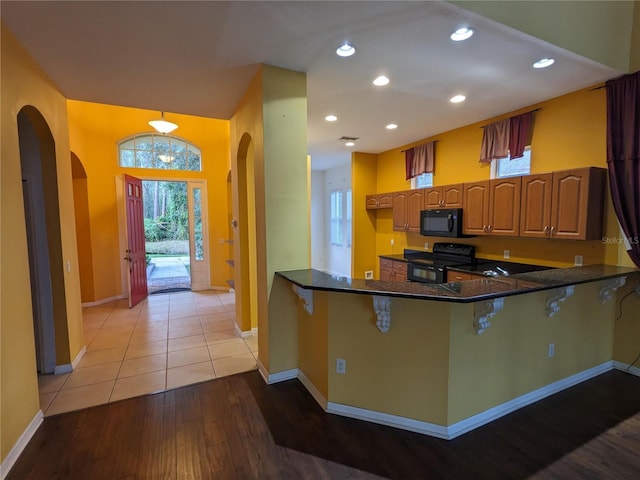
(298, 291), (329, 399)
(328, 294), (451, 424)
(1, 25), (83, 463)
(352, 152), (379, 278)
(613, 274), (640, 365)
(231, 65), (308, 373)
(447, 283), (615, 423)
(230, 68), (265, 339)
(66, 101), (231, 301)
(363, 86), (625, 276)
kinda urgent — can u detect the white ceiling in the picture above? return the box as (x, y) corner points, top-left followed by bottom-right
(2, 1), (620, 170)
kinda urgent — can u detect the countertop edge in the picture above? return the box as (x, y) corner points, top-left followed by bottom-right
(276, 266), (638, 303)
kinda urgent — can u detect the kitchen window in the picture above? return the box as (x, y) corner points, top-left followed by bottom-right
(330, 190), (343, 246)
(330, 188), (352, 247)
(492, 146), (531, 178)
(412, 172), (433, 189)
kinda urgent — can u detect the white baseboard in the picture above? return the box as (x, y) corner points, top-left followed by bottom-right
(234, 323), (257, 338)
(445, 361), (613, 439)
(81, 294), (125, 308)
(0, 410), (43, 479)
(298, 370), (328, 410)
(208, 285), (233, 292)
(324, 361), (615, 440)
(327, 402), (450, 439)
(53, 345), (87, 374)
(256, 359), (298, 385)
(613, 360), (640, 378)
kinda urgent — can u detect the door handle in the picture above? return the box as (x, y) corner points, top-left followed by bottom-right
(550, 226), (556, 236)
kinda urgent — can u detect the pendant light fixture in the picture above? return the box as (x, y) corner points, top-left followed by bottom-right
(148, 111), (178, 134)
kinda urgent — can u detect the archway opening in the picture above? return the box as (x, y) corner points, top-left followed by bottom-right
(18, 105), (69, 373)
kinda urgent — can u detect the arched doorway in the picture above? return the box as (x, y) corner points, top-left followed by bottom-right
(17, 106), (69, 374)
(234, 133), (258, 333)
(71, 152), (95, 303)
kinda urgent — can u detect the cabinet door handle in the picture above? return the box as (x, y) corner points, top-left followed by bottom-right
(550, 226), (556, 236)
(483, 225), (488, 233)
(543, 225), (549, 235)
(488, 225), (492, 233)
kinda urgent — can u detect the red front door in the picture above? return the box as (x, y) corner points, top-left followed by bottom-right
(124, 174), (148, 307)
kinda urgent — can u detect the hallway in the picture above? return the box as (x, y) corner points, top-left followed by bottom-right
(38, 290), (257, 416)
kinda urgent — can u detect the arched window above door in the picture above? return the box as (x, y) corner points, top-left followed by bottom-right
(118, 134), (202, 171)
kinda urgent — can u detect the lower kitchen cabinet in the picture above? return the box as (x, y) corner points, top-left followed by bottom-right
(380, 258), (408, 282)
(447, 270), (485, 282)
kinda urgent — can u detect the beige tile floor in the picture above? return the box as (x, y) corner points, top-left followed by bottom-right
(38, 290), (259, 416)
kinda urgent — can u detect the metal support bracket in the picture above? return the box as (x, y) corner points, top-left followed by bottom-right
(474, 298), (504, 335)
(372, 296), (392, 333)
(292, 285), (313, 315)
(599, 276), (627, 304)
(545, 285), (575, 317)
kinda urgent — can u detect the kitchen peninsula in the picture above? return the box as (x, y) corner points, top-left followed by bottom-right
(265, 265), (638, 440)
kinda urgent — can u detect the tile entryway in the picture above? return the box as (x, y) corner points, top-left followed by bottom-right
(38, 290), (257, 416)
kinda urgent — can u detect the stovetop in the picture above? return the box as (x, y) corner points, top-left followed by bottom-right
(404, 243), (476, 267)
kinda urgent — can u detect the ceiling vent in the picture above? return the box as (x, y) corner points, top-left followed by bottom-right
(338, 136), (359, 142)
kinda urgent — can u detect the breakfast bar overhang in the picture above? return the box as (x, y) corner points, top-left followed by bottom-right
(261, 266), (639, 440)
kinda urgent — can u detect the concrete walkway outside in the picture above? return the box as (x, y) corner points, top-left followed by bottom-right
(147, 256), (191, 293)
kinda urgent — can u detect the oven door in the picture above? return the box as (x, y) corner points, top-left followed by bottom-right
(407, 262), (445, 283)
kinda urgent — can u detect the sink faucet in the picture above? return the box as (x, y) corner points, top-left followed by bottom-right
(495, 266), (509, 276)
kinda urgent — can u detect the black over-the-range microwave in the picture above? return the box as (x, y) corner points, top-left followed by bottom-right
(420, 208), (464, 237)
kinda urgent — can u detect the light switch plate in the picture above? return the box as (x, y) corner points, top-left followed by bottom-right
(574, 255), (583, 266)
(504, 250), (510, 259)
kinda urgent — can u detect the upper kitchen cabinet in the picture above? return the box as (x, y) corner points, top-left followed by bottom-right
(423, 184), (463, 209)
(393, 189), (424, 232)
(520, 167), (606, 240)
(463, 177), (521, 236)
(366, 193), (393, 210)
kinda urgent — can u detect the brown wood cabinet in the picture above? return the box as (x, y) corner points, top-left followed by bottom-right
(379, 258), (408, 282)
(463, 177), (521, 236)
(520, 167), (606, 240)
(366, 193), (393, 210)
(423, 184), (463, 209)
(448, 270), (485, 282)
(392, 190), (423, 232)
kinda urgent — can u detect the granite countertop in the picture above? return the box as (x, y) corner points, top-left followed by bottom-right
(379, 253), (411, 262)
(276, 265), (638, 303)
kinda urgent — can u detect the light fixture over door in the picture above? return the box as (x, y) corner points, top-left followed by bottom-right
(149, 111), (178, 134)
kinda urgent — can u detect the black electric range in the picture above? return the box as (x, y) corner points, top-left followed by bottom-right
(406, 243), (476, 284)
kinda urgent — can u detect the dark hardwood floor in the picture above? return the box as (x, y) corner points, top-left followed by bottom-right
(8, 369), (640, 479)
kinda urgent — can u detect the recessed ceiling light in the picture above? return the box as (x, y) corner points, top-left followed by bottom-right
(450, 27), (474, 41)
(325, 115), (338, 122)
(373, 75), (390, 86)
(450, 94), (466, 103)
(386, 123), (398, 130)
(345, 141), (355, 147)
(533, 58), (555, 69)
(336, 43), (355, 57)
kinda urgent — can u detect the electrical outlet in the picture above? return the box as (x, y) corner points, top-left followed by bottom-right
(504, 250), (510, 259)
(336, 358), (346, 374)
(548, 343), (555, 358)
(424, 242), (429, 250)
(390, 238), (395, 246)
(574, 255), (583, 266)
(364, 270), (373, 280)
